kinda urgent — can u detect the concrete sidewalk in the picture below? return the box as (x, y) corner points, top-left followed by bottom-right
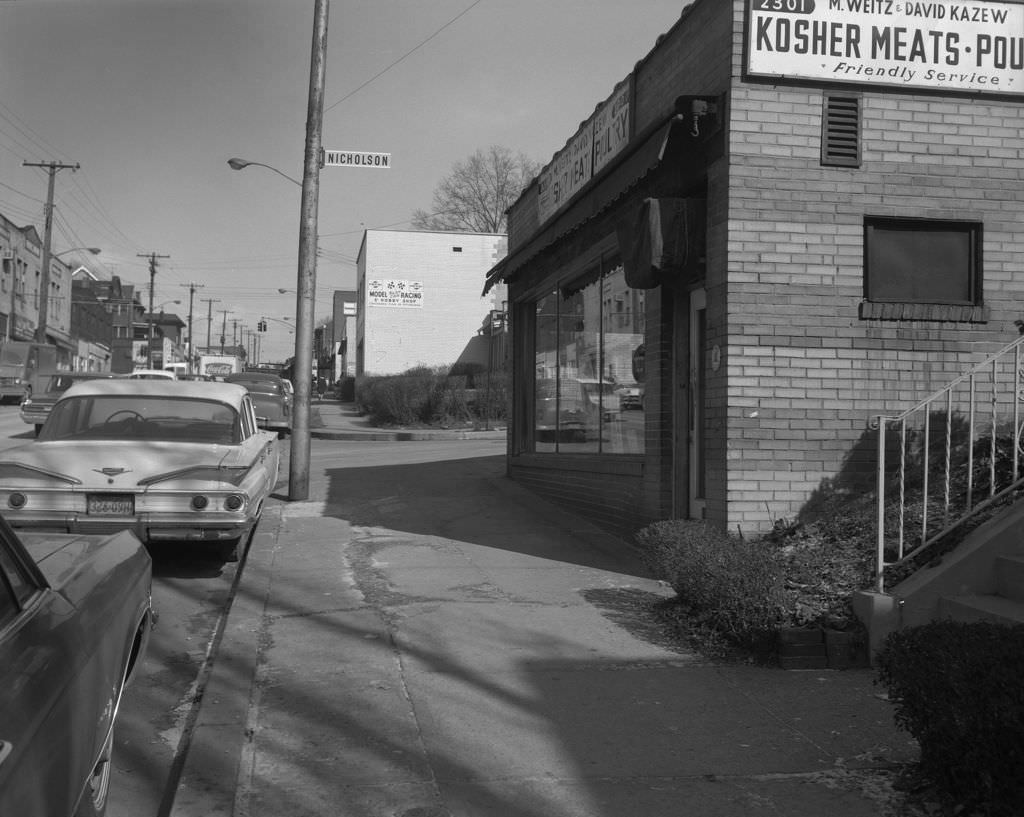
(170, 416), (917, 817)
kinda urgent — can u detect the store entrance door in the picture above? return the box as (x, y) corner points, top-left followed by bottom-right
(688, 288), (707, 518)
(674, 287), (707, 519)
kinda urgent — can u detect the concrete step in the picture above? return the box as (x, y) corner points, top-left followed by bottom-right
(940, 593), (1024, 625)
(995, 554), (1024, 603)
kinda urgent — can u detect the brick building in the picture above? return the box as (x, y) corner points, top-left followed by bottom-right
(486, 0), (1024, 539)
(356, 229), (507, 377)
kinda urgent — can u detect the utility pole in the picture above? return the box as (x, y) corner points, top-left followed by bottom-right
(201, 298), (219, 351)
(137, 252), (169, 368)
(5, 250), (19, 341)
(218, 309), (232, 354)
(181, 282), (204, 374)
(290, 0), (329, 501)
(23, 160), (79, 344)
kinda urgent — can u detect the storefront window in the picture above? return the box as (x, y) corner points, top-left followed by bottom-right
(531, 258), (644, 454)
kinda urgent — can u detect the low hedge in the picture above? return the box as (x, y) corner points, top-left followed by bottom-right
(876, 620), (1024, 814)
(356, 366), (508, 427)
(635, 520), (788, 649)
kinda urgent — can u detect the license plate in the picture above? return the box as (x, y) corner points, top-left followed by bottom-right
(87, 494), (134, 515)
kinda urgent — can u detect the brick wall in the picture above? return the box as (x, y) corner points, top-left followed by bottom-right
(724, 76), (1024, 532)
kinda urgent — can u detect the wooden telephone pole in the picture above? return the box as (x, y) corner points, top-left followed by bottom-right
(23, 160), (79, 344)
(137, 252), (169, 368)
(289, 0), (329, 501)
(181, 282), (204, 373)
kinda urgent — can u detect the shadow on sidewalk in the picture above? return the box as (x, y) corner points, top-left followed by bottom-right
(312, 452), (649, 575)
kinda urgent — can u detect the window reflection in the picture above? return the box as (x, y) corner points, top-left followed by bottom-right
(531, 257), (644, 454)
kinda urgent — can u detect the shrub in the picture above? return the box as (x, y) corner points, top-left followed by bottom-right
(876, 620), (1024, 815)
(356, 365), (509, 427)
(635, 520), (788, 648)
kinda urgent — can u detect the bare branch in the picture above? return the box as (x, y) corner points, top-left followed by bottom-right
(412, 145), (541, 233)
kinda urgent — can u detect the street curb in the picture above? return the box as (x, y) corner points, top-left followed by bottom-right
(169, 505), (283, 817)
(310, 428), (507, 442)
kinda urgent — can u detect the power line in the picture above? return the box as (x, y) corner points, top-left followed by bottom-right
(324, 0), (484, 113)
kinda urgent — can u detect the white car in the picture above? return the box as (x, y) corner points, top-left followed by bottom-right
(0, 380), (280, 561)
(127, 369), (176, 380)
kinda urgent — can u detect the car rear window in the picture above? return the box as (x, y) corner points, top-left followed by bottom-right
(41, 395), (241, 444)
(228, 378), (284, 395)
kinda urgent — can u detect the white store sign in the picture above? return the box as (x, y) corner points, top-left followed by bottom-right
(746, 0), (1024, 96)
(367, 279), (423, 308)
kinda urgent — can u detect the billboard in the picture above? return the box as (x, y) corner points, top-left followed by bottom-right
(367, 279), (423, 308)
(746, 0), (1024, 96)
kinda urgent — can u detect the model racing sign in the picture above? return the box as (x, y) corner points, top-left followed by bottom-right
(746, 0), (1024, 95)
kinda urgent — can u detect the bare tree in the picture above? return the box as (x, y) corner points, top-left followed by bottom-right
(412, 145), (540, 234)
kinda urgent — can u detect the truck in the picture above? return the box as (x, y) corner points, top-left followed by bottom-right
(0, 341), (58, 403)
(197, 353), (244, 379)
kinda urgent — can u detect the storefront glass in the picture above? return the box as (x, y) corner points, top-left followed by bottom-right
(532, 258), (644, 454)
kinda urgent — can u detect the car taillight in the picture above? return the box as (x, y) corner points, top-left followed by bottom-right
(224, 495), (244, 511)
(191, 495), (209, 511)
(8, 492), (26, 509)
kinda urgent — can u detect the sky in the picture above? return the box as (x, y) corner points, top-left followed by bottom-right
(0, 0), (688, 361)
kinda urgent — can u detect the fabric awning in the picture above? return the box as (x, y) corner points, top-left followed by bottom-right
(48, 332), (78, 352)
(484, 113), (688, 294)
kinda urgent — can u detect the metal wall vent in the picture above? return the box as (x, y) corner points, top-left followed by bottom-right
(821, 94), (861, 168)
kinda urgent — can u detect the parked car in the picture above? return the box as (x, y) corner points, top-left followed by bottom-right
(616, 384), (644, 411)
(0, 379), (280, 561)
(224, 372), (292, 437)
(0, 513), (152, 817)
(19, 371), (121, 435)
(535, 378), (588, 442)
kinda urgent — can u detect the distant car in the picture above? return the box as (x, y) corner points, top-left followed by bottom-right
(616, 385), (643, 411)
(224, 372), (292, 437)
(535, 378), (588, 442)
(20, 371), (121, 435)
(0, 379), (280, 561)
(128, 369), (176, 380)
(0, 513), (152, 817)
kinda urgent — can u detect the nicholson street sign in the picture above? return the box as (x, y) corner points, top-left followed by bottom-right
(322, 149), (392, 168)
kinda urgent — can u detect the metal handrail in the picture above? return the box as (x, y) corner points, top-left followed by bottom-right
(874, 335), (1024, 593)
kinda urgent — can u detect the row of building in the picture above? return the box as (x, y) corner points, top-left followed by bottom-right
(1, 205), (510, 386)
(0, 212), (224, 374)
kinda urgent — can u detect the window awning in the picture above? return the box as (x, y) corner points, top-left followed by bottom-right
(47, 332), (77, 352)
(484, 113), (689, 294)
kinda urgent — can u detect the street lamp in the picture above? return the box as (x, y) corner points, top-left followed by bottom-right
(225, 0), (326, 504)
(227, 158), (302, 188)
(228, 156), (321, 501)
